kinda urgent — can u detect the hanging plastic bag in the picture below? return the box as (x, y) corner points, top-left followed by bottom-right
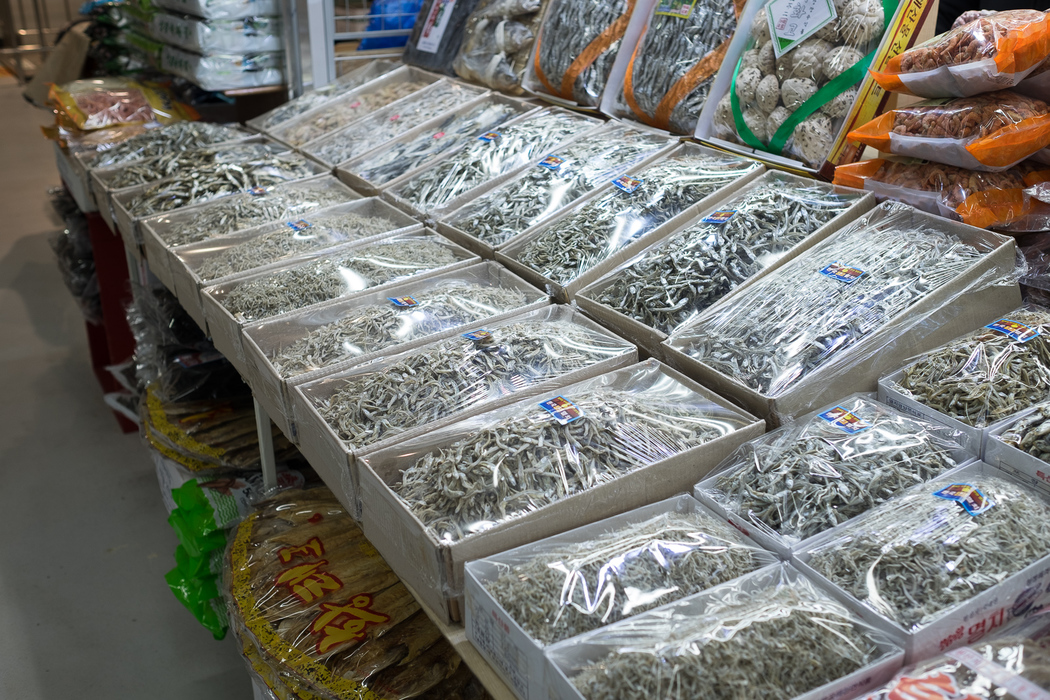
(403, 0), (483, 74)
(49, 77), (196, 130)
(452, 0), (545, 94)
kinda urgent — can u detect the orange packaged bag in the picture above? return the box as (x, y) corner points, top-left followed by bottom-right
(49, 78), (196, 131)
(870, 10), (1050, 97)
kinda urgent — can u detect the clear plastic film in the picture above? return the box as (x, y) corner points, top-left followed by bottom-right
(1017, 56), (1050, 102)
(48, 77), (195, 130)
(125, 283), (210, 389)
(150, 13), (283, 54)
(509, 147), (759, 286)
(668, 202), (1008, 400)
(802, 466), (1050, 631)
(847, 91), (1050, 171)
(84, 121), (252, 170)
(147, 177), (358, 248)
(372, 360), (752, 543)
(443, 124), (670, 247)
(105, 141), (304, 190)
(152, 0), (278, 20)
(889, 304), (1050, 428)
(390, 108), (600, 213)
(213, 232), (473, 323)
(302, 81), (485, 167)
(251, 262), (545, 379)
(346, 97), (529, 186)
(697, 393), (969, 548)
(402, 0), (483, 74)
(1000, 402), (1050, 462)
(584, 172), (864, 336)
(308, 305), (634, 450)
(547, 563), (895, 700)
(48, 189), (100, 323)
(452, 0), (545, 94)
(479, 499), (776, 646)
(611, 0), (743, 134)
(871, 10), (1050, 98)
(160, 47), (284, 92)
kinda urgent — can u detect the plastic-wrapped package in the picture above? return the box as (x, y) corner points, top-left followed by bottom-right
(84, 121), (251, 169)
(152, 0), (279, 19)
(507, 148), (759, 287)
(402, 0), (482, 74)
(888, 305), (1050, 428)
(48, 77), (196, 130)
(584, 173), (863, 335)
(307, 306), (634, 451)
(390, 108), (600, 214)
(345, 97), (529, 187)
(105, 141), (304, 190)
(608, 0), (742, 134)
(302, 81), (485, 167)
(452, 0), (545, 94)
(802, 468), (1050, 631)
(847, 91), (1050, 171)
(125, 283), (209, 389)
(48, 189), (101, 323)
(165, 543), (229, 639)
(1017, 55), (1050, 102)
(871, 10), (1050, 98)
(697, 393), (968, 551)
(528, 0), (639, 106)
(150, 14), (283, 54)
(160, 45), (283, 92)
(211, 233), (472, 322)
(547, 564), (896, 700)
(442, 124), (670, 247)
(224, 487), (494, 699)
(1000, 402), (1050, 463)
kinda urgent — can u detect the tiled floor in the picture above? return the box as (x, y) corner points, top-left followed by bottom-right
(0, 76), (252, 699)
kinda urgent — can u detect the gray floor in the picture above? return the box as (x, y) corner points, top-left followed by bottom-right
(0, 76), (252, 698)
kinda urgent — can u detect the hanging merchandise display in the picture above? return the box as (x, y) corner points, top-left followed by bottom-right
(452, 0), (546, 94)
(403, 0), (483, 73)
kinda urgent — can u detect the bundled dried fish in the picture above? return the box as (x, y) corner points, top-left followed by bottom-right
(1000, 402), (1050, 462)
(805, 471), (1050, 629)
(219, 237), (464, 322)
(108, 142), (291, 190)
(699, 393), (965, 546)
(512, 150), (759, 285)
(86, 121), (251, 169)
(392, 109), (599, 212)
(452, 0), (543, 94)
(445, 125), (669, 247)
(891, 305), (1050, 427)
(589, 176), (862, 334)
(484, 509), (768, 645)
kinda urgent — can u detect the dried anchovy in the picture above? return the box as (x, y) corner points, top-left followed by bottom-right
(395, 388), (732, 543)
(675, 218), (986, 396)
(514, 153), (757, 284)
(535, 0), (629, 106)
(108, 143), (287, 189)
(393, 110), (598, 212)
(318, 321), (620, 448)
(570, 585), (879, 700)
(254, 65), (397, 131)
(448, 126), (668, 246)
(706, 396), (960, 543)
(276, 80), (431, 147)
(1001, 402), (1050, 462)
(195, 211), (402, 281)
(485, 511), (762, 645)
(894, 307), (1050, 427)
(270, 281), (530, 377)
(808, 475), (1050, 629)
(351, 101), (524, 185)
(220, 239), (460, 322)
(592, 181), (858, 334)
(304, 82), (473, 166)
(87, 121), (250, 169)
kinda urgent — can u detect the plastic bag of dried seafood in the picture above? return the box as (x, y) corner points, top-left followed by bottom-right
(545, 563), (902, 700)
(104, 141), (302, 190)
(153, 0), (278, 20)
(389, 108), (601, 215)
(160, 47), (284, 92)
(695, 393), (971, 555)
(452, 0), (546, 94)
(150, 14), (283, 54)
(871, 9), (1050, 98)
(223, 486), (494, 699)
(503, 145), (760, 291)
(48, 77), (196, 131)
(83, 121), (252, 170)
(403, 0), (483, 74)
(441, 124), (671, 248)
(581, 171), (865, 336)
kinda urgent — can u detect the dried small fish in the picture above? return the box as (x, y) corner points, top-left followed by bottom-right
(452, 0), (542, 94)
(87, 121), (251, 169)
(108, 142), (289, 189)
(1000, 402), (1050, 462)
(513, 151), (758, 285)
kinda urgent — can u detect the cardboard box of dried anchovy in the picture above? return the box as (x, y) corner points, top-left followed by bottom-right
(465, 493), (779, 700)
(660, 202), (1021, 427)
(356, 359), (765, 624)
(983, 402), (1050, 499)
(199, 230), (480, 375)
(575, 171), (875, 360)
(793, 461), (1050, 663)
(240, 261), (550, 444)
(496, 142), (765, 302)
(291, 304), (638, 508)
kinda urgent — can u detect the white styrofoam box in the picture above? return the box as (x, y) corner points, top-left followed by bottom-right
(984, 403), (1050, 498)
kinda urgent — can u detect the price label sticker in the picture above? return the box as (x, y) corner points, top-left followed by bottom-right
(539, 396), (584, 425)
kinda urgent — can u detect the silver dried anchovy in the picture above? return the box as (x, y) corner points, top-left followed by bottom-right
(108, 143), (287, 189)
(448, 127), (668, 247)
(514, 154), (757, 284)
(195, 211), (401, 281)
(87, 121), (250, 169)
(255, 66), (396, 131)
(593, 182), (859, 334)
(393, 110), (597, 211)
(534, 0), (629, 106)
(220, 239), (460, 322)
(270, 282), (530, 377)
(1001, 402), (1050, 462)
(485, 511), (762, 645)
(318, 321), (619, 448)
(808, 475), (1050, 629)
(395, 388), (732, 543)
(894, 307), (1050, 427)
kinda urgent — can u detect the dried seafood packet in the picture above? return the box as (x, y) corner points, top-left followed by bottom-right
(452, 0), (544, 94)
(85, 121), (251, 169)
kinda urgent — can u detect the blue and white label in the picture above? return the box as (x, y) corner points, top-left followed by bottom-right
(612, 175), (643, 193)
(934, 483), (995, 516)
(820, 262), (866, 284)
(462, 329), (493, 342)
(986, 318), (1041, 343)
(286, 219), (312, 232)
(539, 396), (583, 425)
(818, 406), (871, 434)
(478, 131), (501, 142)
(538, 155), (565, 171)
(388, 296), (418, 307)
(702, 210), (737, 225)
(247, 186), (268, 196)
